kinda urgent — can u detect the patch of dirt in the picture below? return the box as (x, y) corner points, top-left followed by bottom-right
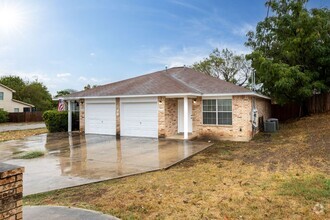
(231, 112), (330, 173)
(0, 128), (48, 142)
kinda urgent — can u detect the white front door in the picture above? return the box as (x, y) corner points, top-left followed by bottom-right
(120, 102), (158, 138)
(85, 103), (116, 135)
(178, 99), (192, 133)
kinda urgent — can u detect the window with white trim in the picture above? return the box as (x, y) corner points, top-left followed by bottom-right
(203, 99), (232, 125)
(14, 108), (19, 112)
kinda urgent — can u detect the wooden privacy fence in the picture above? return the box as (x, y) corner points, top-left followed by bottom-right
(271, 93), (330, 121)
(8, 112), (43, 123)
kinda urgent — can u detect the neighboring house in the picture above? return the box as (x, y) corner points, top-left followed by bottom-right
(63, 67), (271, 141)
(0, 83), (34, 112)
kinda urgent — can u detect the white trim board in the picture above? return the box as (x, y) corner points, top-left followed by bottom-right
(59, 92), (270, 101)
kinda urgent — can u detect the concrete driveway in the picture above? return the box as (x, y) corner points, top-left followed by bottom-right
(0, 133), (212, 196)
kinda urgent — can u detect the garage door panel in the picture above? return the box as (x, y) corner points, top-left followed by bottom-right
(121, 102), (158, 138)
(85, 103), (116, 135)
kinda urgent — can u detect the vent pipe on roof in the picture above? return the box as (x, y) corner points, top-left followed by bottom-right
(165, 65), (168, 72)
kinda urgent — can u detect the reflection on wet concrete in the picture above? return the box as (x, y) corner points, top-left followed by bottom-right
(0, 133), (211, 195)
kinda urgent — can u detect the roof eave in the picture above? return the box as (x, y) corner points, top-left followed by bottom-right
(59, 92), (271, 100)
(12, 99), (35, 107)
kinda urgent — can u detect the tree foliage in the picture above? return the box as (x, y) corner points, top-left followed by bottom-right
(0, 76), (26, 101)
(0, 76), (52, 111)
(54, 89), (77, 98)
(246, 0), (330, 104)
(193, 48), (252, 87)
(84, 84), (97, 90)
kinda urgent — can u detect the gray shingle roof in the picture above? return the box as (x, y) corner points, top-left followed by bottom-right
(65, 67), (252, 98)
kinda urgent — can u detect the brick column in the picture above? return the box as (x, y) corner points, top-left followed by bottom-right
(0, 163), (24, 220)
(158, 96), (166, 138)
(116, 98), (120, 138)
(79, 100), (85, 133)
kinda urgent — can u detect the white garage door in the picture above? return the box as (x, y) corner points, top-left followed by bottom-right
(85, 103), (116, 135)
(121, 102), (158, 138)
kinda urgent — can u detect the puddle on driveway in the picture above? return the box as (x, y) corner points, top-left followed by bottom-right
(0, 133), (212, 195)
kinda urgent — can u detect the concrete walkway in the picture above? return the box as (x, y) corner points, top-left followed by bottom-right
(0, 122), (45, 132)
(23, 206), (119, 220)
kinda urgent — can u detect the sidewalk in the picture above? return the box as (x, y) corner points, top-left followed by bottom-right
(23, 206), (119, 220)
(0, 122), (45, 132)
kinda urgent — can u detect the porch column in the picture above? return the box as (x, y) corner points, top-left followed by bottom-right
(183, 96), (189, 140)
(68, 101), (72, 132)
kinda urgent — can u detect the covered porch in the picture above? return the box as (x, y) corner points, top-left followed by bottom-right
(158, 95), (201, 140)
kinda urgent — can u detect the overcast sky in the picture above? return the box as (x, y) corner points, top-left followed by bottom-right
(0, 0), (329, 96)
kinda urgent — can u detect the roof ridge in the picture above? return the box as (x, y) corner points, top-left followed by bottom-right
(164, 68), (203, 94)
(188, 68), (252, 92)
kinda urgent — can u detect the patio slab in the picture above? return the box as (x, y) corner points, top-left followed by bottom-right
(0, 133), (212, 195)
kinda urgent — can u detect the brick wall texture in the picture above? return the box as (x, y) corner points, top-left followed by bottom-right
(78, 95), (271, 141)
(193, 96), (254, 141)
(164, 98), (178, 137)
(256, 97), (272, 121)
(0, 165), (24, 220)
(79, 101), (85, 133)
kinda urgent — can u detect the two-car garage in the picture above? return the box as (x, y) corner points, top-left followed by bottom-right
(84, 97), (158, 138)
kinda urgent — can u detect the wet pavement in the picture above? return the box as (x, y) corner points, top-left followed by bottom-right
(23, 206), (119, 220)
(0, 133), (212, 195)
(0, 122), (45, 132)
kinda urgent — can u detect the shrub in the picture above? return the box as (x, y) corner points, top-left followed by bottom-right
(14, 150), (45, 159)
(0, 110), (8, 123)
(43, 110), (68, 132)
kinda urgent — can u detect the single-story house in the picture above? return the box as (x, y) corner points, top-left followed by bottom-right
(0, 83), (34, 112)
(62, 67), (271, 141)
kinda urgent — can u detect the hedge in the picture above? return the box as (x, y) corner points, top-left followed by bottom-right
(43, 110), (68, 132)
(0, 110), (8, 123)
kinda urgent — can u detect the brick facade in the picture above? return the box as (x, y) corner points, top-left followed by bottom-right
(79, 100), (85, 133)
(78, 95), (270, 141)
(164, 98), (178, 137)
(193, 96), (254, 141)
(116, 98), (120, 137)
(0, 163), (24, 220)
(256, 97), (272, 121)
(158, 96), (166, 138)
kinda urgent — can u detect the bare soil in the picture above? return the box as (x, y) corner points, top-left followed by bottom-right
(24, 113), (330, 219)
(0, 128), (47, 142)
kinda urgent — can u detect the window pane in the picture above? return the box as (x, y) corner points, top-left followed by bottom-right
(203, 112), (216, 124)
(218, 112), (232, 125)
(0, 92), (3, 100)
(203, 100), (216, 111)
(218, 99), (232, 112)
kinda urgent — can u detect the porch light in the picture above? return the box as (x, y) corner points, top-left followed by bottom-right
(193, 99), (197, 104)
(158, 100), (162, 104)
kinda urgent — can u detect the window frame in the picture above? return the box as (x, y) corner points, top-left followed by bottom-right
(14, 108), (19, 112)
(0, 92), (3, 100)
(202, 97), (233, 126)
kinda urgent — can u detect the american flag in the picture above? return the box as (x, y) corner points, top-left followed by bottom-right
(58, 99), (65, 111)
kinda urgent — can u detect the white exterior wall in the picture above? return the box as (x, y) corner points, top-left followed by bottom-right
(0, 86), (32, 112)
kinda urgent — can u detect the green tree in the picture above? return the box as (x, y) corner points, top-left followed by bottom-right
(22, 81), (52, 111)
(0, 76), (26, 101)
(193, 48), (252, 87)
(245, 0), (330, 108)
(84, 84), (97, 90)
(54, 89), (77, 98)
